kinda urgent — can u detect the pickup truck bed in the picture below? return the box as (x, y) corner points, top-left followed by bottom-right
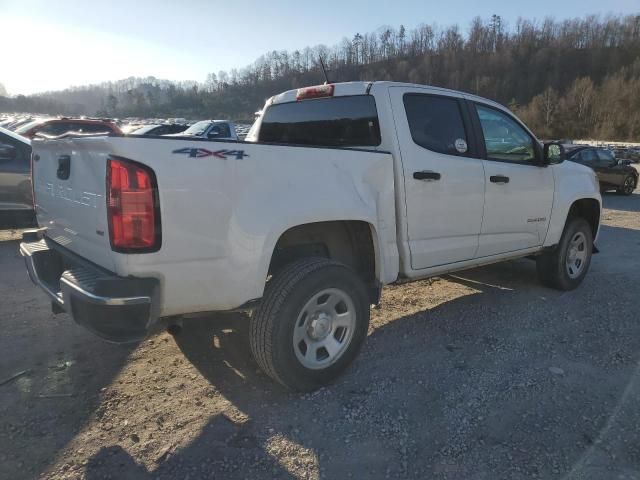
(28, 135), (396, 331)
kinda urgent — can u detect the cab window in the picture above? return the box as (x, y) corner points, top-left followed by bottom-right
(475, 104), (537, 163)
(259, 95), (381, 147)
(403, 94), (469, 156)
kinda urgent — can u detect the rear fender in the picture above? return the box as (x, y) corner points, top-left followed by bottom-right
(247, 159), (399, 298)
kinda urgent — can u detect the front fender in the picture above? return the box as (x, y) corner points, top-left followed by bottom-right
(544, 162), (602, 247)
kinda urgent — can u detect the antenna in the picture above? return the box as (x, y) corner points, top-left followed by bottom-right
(319, 56), (331, 84)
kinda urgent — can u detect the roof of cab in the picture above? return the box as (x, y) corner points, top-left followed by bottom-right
(269, 81), (507, 111)
(270, 82), (370, 105)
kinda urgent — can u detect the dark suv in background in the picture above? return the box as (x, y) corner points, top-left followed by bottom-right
(566, 146), (638, 195)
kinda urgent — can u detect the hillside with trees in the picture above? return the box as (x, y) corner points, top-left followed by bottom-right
(1, 13), (639, 140)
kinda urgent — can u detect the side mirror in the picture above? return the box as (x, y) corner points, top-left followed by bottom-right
(0, 144), (17, 162)
(207, 127), (221, 138)
(543, 142), (565, 165)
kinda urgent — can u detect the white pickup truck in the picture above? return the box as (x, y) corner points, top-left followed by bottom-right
(21, 82), (601, 391)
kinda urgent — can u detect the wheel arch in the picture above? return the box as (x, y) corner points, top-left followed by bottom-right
(263, 220), (384, 304)
(567, 198), (600, 240)
(544, 192), (602, 248)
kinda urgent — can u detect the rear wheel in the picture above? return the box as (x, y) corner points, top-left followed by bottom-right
(617, 175), (636, 196)
(249, 258), (370, 391)
(536, 218), (593, 291)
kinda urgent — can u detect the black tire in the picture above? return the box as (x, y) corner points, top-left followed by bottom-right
(249, 258), (370, 391)
(536, 217), (593, 291)
(617, 175), (636, 196)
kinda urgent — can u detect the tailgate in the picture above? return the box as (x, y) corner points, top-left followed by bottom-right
(32, 136), (115, 271)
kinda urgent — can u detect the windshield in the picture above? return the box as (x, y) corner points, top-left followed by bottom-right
(131, 124), (160, 135)
(182, 120), (212, 135)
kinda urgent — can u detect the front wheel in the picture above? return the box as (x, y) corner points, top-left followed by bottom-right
(249, 258), (370, 391)
(617, 175), (636, 196)
(536, 218), (593, 291)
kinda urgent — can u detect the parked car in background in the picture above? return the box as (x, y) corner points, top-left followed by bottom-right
(131, 123), (189, 136)
(121, 123), (145, 134)
(0, 126), (32, 213)
(13, 118), (51, 136)
(167, 117), (188, 125)
(0, 117), (17, 128)
(566, 146), (638, 195)
(165, 120), (239, 140)
(612, 148), (630, 160)
(15, 118), (123, 139)
(234, 123), (252, 140)
(5, 117), (36, 131)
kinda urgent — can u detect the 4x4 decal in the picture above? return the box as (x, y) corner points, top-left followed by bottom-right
(172, 148), (248, 159)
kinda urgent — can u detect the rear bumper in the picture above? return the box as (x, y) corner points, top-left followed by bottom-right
(20, 230), (160, 343)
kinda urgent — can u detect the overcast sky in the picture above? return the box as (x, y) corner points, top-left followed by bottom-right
(1, 0), (638, 95)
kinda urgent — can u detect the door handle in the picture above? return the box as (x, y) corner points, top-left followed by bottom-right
(57, 155), (71, 180)
(490, 175), (509, 184)
(413, 171), (441, 181)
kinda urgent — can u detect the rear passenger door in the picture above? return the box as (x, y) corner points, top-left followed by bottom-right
(469, 101), (554, 257)
(389, 87), (486, 269)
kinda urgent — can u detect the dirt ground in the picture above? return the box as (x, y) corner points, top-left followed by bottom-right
(1, 190), (640, 479)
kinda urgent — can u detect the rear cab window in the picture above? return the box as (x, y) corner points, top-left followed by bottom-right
(258, 95), (381, 147)
(403, 94), (469, 156)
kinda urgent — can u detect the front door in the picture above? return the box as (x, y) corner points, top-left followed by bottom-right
(470, 102), (554, 257)
(389, 87), (486, 269)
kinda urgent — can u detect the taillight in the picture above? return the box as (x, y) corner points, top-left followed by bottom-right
(107, 157), (161, 252)
(296, 84), (334, 101)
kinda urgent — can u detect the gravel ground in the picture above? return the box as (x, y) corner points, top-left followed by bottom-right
(1, 189), (639, 479)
